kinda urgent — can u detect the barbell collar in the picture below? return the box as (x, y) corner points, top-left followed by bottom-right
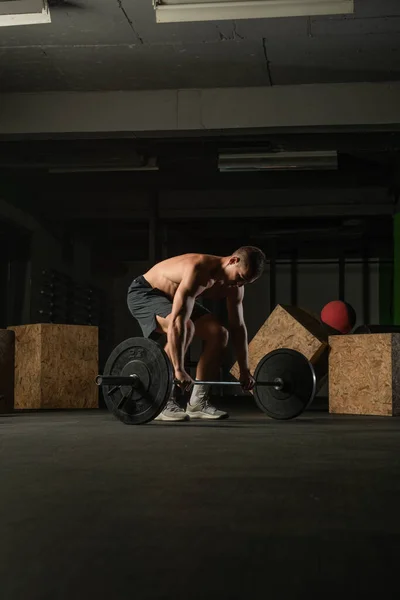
(95, 374), (141, 387)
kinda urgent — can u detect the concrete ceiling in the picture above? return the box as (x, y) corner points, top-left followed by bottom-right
(0, 0), (399, 92)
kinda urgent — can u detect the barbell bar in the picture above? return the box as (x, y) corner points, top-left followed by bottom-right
(176, 379), (284, 389)
(96, 375), (284, 390)
(96, 337), (317, 424)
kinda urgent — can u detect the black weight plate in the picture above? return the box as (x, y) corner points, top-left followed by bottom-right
(102, 337), (173, 424)
(253, 348), (316, 420)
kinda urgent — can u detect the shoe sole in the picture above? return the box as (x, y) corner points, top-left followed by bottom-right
(154, 414), (189, 422)
(186, 412), (229, 420)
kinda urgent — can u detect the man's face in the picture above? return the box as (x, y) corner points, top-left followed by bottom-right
(226, 259), (253, 287)
(233, 267), (249, 287)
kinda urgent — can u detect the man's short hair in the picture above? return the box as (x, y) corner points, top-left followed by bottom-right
(233, 246), (266, 281)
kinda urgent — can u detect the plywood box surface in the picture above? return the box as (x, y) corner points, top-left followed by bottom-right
(329, 333), (400, 416)
(9, 324), (98, 410)
(231, 304), (328, 379)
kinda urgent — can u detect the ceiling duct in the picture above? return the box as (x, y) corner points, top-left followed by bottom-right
(49, 156), (159, 173)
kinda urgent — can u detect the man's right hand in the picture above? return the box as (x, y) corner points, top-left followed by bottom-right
(174, 368), (194, 392)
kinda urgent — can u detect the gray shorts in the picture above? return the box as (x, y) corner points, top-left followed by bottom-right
(127, 275), (210, 339)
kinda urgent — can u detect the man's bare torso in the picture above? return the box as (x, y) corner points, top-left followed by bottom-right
(143, 253), (231, 300)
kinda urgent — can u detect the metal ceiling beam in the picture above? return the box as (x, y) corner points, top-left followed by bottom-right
(1, 82), (399, 137)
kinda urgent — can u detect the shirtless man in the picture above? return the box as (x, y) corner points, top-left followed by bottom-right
(127, 246), (266, 421)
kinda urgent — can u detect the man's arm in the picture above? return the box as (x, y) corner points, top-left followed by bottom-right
(168, 266), (205, 379)
(226, 288), (252, 383)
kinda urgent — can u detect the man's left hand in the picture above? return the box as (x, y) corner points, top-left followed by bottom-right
(239, 369), (255, 391)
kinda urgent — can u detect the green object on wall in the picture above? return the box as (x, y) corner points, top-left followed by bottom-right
(379, 260), (393, 325)
(394, 213), (400, 325)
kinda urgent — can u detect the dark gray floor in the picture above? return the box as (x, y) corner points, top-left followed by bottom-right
(1, 402), (400, 599)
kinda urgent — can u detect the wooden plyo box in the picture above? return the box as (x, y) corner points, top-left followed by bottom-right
(8, 324), (98, 410)
(329, 333), (400, 416)
(230, 304), (329, 380)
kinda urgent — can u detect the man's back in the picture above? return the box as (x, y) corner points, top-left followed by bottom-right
(143, 253), (220, 299)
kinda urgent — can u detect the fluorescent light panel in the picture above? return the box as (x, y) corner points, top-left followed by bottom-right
(218, 151), (338, 171)
(0, 0), (51, 27)
(154, 0), (354, 23)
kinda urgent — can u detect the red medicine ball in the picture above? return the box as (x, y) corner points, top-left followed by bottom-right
(320, 300), (356, 334)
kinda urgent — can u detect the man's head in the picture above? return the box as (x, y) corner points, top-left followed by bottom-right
(224, 246), (266, 286)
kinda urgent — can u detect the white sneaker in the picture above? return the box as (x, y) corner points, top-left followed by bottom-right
(186, 398), (228, 420)
(154, 398), (188, 422)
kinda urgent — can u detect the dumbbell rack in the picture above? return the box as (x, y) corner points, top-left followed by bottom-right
(34, 268), (112, 341)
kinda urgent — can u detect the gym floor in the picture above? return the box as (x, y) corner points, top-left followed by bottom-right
(1, 400), (400, 599)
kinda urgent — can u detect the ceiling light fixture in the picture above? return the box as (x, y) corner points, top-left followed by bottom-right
(153, 0), (354, 24)
(0, 0), (51, 27)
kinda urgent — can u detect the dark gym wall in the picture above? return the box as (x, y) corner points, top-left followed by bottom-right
(379, 260), (393, 325)
(0, 220), (32, 329)
(1, 186), (113, 373)
(0, 239), (9, 329)
(1, 168), (394, 369)
(88, 183), (393, 361)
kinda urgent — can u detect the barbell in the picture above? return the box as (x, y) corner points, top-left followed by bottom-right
(96, 337), (317, 424)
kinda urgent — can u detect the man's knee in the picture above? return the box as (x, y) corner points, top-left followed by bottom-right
(218, 325), (229, 348)
(206, 323), (229, 348)
(157, 315), (195, 337)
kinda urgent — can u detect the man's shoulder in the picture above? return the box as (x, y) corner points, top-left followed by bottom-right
(168, 252), (206, 264)
(183, 255), (220, 289)
(186, 252), (214, 263)
(183, 253), (215, 271)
